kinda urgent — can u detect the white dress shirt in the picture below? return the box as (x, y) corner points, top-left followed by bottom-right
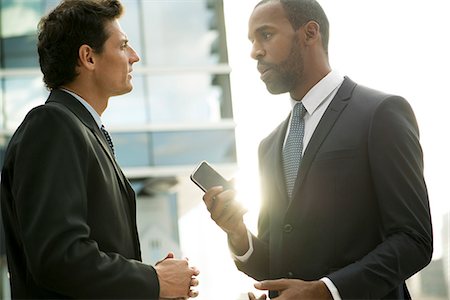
(233, 70), (345, 300)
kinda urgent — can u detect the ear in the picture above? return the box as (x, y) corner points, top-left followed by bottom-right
(78, 44), (96, 71)
(303, 20), (320, 45)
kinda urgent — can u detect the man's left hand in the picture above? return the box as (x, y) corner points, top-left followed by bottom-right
(253, 279), (332, 299)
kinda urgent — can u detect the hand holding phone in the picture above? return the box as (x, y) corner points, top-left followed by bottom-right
(190, 161), (233, 192)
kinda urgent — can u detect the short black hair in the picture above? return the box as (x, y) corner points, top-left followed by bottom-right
(37, 0), (123, 90)
(256, 0), (329, 53)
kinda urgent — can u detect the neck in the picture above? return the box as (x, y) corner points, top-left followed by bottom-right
(61, 83), (108, 116)
(290, 60), (331, 100)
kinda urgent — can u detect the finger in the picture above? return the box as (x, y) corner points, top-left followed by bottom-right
(248, 292), (267, 300)
(214, 198), (243, 224)
(254, 279), (288, 291)
(189, 290), (199, 298)
(191, 266), (200, 276)
(210, 190), (237, 219)
(190, 278), (199, 287)
(202, 186), (224, 210)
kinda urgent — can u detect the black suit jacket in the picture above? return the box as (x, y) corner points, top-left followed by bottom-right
(236, 77), (433, 299)
(1, 90), (159, 299)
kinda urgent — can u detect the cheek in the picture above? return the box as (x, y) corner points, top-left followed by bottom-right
(269, 43), (292, 64)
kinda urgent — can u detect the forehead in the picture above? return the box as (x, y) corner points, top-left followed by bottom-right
(248, 1), (292, 36)
(104, 19), (127, 41)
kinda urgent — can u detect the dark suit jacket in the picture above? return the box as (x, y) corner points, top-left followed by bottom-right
(236, 77), (433, 299)
(1, 90), (159, 299)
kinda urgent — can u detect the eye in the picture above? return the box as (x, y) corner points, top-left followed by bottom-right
(261, 32), (273, 40)
(121, 42), (129, 50)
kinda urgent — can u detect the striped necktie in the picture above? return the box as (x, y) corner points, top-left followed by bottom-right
(282, 102), (306, 199)
(100, 125), (115, 156)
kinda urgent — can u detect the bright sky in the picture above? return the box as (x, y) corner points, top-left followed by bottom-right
(179, 1), (450, 299)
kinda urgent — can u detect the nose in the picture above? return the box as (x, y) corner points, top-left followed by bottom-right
(250, 41), (265, 60)
(128, 45), (140, 64)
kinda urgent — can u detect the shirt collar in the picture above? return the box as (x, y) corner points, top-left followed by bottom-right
(60, 88), (103, 129)
(290, 70), (344, 115)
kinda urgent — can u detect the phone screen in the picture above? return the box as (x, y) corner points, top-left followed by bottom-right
(190, 161), (231, 192)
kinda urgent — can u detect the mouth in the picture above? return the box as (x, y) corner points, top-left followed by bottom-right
(257, 64), (270, 75)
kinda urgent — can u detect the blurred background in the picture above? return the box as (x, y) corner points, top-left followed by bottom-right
(0, 0), (448, 299)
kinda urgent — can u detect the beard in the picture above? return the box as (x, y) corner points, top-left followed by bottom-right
(260, 36), (304, 95)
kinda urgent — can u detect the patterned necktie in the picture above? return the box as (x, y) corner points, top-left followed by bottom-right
(282, 102), (306, 199)
(100, 125), (115, 156)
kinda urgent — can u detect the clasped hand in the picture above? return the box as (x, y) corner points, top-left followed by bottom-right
(155, 252), (200, 299)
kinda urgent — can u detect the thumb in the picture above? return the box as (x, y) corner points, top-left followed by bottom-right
(155, 252), (175, 265)
(254, 279), (288, 291)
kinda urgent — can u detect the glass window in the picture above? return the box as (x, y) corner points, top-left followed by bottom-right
(152, 129), (236, 166)
(1, 0), (42, 38)
(0, 80), (4, 129)
(2, 35), (39, 68)
(114, 132), (151, 167)
(4, 76), (47, 130)
(102, 75), (148, 126)
(113, 129), (236, 168)
(140, 0), (222, 66)
(145, 74), (232, 124)
(118, 0), (143, 62)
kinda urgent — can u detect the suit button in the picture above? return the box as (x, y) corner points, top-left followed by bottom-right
(287, 271), (294, 278)
(283, 224), (293, 233)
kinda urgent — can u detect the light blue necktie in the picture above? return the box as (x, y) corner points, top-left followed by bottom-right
(282, 102), (306, 199)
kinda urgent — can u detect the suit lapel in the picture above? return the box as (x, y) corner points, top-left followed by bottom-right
(290, 77), (357, 203)
(45, 90), (135, 201)
(264, 116), (291, 207)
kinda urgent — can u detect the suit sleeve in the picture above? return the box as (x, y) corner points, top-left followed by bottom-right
(328, 96), (433, 299)
(10, 106), (159, 299)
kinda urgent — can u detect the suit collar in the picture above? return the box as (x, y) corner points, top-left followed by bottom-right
(46, 89), (99, 131)
(45, 89), (134, 200)
(45, 89), (114, 162)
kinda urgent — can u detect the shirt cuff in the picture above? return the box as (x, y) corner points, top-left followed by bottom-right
(231, 230), (254, 262)
(320, 277), (342, 300)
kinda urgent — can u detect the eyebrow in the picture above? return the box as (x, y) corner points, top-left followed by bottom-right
(248, 25), (273, 41)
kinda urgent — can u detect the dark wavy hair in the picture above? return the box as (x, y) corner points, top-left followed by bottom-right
(256, 0), (329, 54)
(37, 0), (123, 90)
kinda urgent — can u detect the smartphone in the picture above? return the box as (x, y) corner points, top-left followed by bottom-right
(190, 161), (232, 192)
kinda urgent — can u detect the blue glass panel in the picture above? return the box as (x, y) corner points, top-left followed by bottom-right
(2, 36), (38, 68)
(112, 132), (151, 168)
(152, 129), (236, 166)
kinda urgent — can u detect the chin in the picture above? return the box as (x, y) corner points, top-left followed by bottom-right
(266, 85), (288, 95)
(112, 86), (133, 97)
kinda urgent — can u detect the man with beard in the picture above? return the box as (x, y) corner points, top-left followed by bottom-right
(201, 0), (433, 299)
